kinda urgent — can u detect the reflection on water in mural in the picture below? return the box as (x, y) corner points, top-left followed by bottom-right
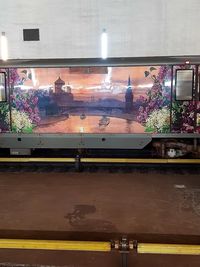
(34, 115), (144, 134)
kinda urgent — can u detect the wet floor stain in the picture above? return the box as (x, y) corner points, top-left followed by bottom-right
(180, 189), (200, 216)
(65, 205), (96, 222)
(65, 204), (117, 232)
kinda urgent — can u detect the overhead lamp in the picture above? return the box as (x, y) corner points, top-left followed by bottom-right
(1, 32), (8, 61)
(101, 29), (108, 60)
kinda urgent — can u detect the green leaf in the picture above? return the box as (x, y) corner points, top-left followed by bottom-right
(21, 70), (27, 74)
(28, 73), (32, 80)
(23, 127), (33, 133)
(12, 126), (17, 132)
(145, 126), (154, 132)
(161, 126), (170, 133)
(144, 71), (150, 77)
(150, 67), (156, 72)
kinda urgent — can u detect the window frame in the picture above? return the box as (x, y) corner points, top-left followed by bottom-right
(175, 68), (194, 101)
(0, 71), (7, 102)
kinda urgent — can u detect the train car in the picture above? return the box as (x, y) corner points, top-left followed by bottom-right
(0, 58), (199, 158)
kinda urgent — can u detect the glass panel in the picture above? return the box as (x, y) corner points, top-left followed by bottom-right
(0, 72), (6, 101)
(172, 66), (196, 133)
(175, 69), (193, 100)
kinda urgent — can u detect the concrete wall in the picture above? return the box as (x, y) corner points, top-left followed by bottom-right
(0, 0), (200, 59)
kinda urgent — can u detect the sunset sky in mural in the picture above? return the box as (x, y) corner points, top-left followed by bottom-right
(19, 66), (159, 101)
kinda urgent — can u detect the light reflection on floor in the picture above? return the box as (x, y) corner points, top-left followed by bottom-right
(34, 115), (145, 133)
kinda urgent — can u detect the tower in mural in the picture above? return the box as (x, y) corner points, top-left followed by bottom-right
(125, 76), (133, 113)
(54, 77), (65, 94)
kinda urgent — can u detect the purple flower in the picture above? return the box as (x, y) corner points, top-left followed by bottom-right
(11, 88), (40, 124)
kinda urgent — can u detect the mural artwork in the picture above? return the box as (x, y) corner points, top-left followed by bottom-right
(0, 65), (198, 134)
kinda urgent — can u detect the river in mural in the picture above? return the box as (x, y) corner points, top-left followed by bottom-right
(34, 115), (145, 134)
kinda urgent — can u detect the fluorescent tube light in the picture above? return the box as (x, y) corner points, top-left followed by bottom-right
(101, 29), (108, 60)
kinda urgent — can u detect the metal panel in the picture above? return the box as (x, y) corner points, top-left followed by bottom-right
(1, 57), (200, 68)
(80, 134), (151, 149)
(152, 133), (200, 138)
(10, 148), (31, 155)
(0, 133), (152, 149)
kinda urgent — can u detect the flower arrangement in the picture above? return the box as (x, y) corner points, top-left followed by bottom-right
(10, 108), (33, 133)
(0, 103), (10, 132)
(197, 103), (200, 131)
(11, 88), (40, 124)
(136, 66), (171, 132)
(9, 68), (21, 85)
(145, 107), (170, 133)
(172, 101), (195, 133)
(197, 114), (200, 126)
(0, 68), (41, 133)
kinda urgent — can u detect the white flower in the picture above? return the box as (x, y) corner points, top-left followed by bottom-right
(145, 108), (170, 133)
(197, 114), (200, 126)
(11, 109), (33, 132)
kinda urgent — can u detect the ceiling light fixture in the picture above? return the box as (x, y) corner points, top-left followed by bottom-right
(101, 29), (108, 60)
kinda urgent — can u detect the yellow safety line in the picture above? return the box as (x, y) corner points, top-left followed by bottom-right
(0, 239), (111, 252)
(81, 158), (165, 163)
(0, 239), (200, 255)
(167, 159), (200, 164)
(0, 157), (199, 164)
(81, 158), (200, 164)
(138, 243), (200, 255)
(0, 157), (75, 163)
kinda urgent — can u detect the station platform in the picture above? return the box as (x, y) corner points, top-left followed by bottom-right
(0, 166), (199, 266)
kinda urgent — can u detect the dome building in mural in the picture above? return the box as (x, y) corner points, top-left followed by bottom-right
(54, 77), (65, 94)
(53, 77), (74, 105)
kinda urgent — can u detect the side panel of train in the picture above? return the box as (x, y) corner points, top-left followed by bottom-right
(0, 64), (199, 157)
